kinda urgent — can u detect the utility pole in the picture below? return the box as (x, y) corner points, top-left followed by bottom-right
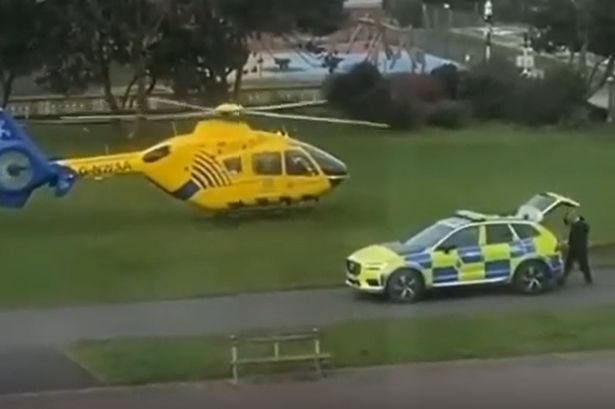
(607, 76), (615, 124)
(569, 0), (589, 79)
(483, 0), (494, 62)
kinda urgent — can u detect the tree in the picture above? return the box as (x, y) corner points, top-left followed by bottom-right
(152, 0), (346, 104)
(0, 0), (43, 107)
(385, 0), (424, 28)
(529, 0), (581, 55)
(30, 0), (346, 112)
(528, 0), (615, 97)
(216, 0), (346, 99)
(36, 0), (169, 114)
(150, 0), (248, 104)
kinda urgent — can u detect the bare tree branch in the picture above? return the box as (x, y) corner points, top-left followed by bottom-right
(588, 55), (615, 98)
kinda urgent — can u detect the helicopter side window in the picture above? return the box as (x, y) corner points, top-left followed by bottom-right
(142, 145), (171, 163)
(252, 152), (282, 176)
(223, 157), (242, 176)
(284, 150), (318, 176)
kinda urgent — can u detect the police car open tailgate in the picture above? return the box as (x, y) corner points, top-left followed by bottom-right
(516, 192), (580, 223)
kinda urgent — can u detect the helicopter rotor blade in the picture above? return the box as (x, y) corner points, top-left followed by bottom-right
(149, 97), (327, 113)
(148, 97), (216, 114)
(242, 109), (389, 128)
(149, 96), (390, 128)
(248, 100), (327, 111)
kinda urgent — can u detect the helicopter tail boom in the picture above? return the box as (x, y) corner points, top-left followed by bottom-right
(0, 109), (77, 209)
(59, 152), (143, 180)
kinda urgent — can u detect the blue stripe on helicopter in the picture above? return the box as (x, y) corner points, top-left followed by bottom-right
(172, 180), (200, 200)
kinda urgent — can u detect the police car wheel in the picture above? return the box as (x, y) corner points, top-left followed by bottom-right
(514, 261), (549, 295)
(386, 269), (424, 304)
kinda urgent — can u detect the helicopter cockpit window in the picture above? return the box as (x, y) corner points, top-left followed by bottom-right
(223, 157), (242, 176)
(252, 152), (282, 176)
(284, 150), (318, 176)
(294, 142), (347, 177)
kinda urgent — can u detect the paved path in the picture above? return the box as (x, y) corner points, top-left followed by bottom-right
(1, 270), (611, 349)
(3, 352), (615, 409)
(0, 269), (611, 395)
(0, 348), (97, 395)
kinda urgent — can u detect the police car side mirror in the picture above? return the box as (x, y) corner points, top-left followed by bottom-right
(439, 244), (455, 254)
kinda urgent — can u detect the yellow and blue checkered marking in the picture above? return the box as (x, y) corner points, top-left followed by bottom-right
(404, 253), (432, 269)
(458, 246), (483, 263)
(400, 238), (544, 286)
(485, 260), (511, 279)
(433, 267), (458, 284)
(510, 239), (536, 258)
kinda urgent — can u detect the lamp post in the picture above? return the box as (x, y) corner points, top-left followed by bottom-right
(607, 76), (615, 124)
(484, 0), (494, 62)
(444, 3), (451, 59)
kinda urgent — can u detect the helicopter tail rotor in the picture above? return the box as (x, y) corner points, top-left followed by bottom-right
(0, 109), (77, 208)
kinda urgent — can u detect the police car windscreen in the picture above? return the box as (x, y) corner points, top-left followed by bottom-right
(404, 223), (454, 250)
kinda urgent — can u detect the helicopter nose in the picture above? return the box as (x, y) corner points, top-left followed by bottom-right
(328, 175), (347, 188)
(324, 162), (349, 188)
(299, 142), (348, 187)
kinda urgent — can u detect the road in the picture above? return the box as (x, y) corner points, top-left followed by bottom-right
(0, 270), (611, 394)
(3, 352), (615, 409)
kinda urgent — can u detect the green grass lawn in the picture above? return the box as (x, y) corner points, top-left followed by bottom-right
(1, 120), (615, 308)
(68, 303), (615, 385)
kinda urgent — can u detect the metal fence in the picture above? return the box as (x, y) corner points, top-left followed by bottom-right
(5, 85), (322, 119)
(423, 4), (482, 30)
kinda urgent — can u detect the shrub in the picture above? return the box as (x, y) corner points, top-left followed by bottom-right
(506, 66), (587, 126)
(458, 58), (521, 120)
(426, 100), (472, 129)
(352, 77), (395, 122)
(323, 62), (383, 108)
(324, 62), (425, 129)
(385, 98), (424, 130)
(390, 73), (448, 105)
(430, 63), (461, 99)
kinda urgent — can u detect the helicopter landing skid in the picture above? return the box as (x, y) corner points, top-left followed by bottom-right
(214, 199), (318, 219)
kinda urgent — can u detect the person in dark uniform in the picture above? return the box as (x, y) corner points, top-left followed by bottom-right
(560, 213), (593, 286)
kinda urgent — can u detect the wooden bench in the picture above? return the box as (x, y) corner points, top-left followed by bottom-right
(229, 328), (331, 384)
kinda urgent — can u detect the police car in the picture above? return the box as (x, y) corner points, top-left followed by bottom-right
(345, 192), (580, 303)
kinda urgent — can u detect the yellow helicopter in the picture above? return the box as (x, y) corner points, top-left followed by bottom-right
(0, 98), (388, 213)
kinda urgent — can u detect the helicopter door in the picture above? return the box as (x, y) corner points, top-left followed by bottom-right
(250, 151), (285, 205)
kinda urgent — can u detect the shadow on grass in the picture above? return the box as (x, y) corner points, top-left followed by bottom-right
(191, 206), (320, 228)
